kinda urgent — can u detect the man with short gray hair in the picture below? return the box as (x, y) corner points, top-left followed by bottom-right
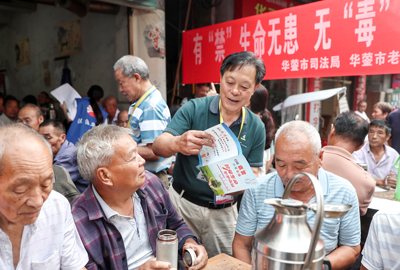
(233, 120), (361, 270)
(0, 123), (88, 269)
(114, 55), (172, 188)
(71, 124), (207, 270)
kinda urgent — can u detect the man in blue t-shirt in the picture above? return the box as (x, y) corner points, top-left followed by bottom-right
(114, 56), (172, 188)
(233, 121), (361, 270)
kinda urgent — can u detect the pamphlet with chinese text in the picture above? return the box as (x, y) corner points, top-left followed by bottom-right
(198, 123), (258, 196)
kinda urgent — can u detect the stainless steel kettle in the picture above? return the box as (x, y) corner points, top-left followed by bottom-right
(252, 172), (351, 270)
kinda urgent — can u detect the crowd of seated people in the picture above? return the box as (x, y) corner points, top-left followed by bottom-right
(0, 52), (399, 270)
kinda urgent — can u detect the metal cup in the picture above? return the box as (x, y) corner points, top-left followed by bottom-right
(156, 229), (178, 268)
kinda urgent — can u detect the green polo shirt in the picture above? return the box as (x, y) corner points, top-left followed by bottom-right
(164, 95), (265, 202)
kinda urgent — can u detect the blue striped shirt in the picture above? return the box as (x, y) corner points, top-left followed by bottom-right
(128, 86), (172, 173)
(362, 210), (400, 269)
(236, 168), (360, 254)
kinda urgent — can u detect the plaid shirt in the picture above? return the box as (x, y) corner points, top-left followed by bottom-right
(71, 171), (198, 270)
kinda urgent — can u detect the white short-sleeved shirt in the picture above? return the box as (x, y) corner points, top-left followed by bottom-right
(236, 169), (361, 254)
(0, 191), (88, 270)
(362, 210), (400, 270)
(353, 142), (399, 179)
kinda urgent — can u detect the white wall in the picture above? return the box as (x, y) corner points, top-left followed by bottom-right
(0, 4), (129, 107)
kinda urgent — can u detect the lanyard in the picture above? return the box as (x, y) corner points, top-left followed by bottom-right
(218, 100), (245, 139)
(127, 85), (156, 128)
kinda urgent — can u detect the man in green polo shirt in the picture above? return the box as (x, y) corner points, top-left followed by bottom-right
(153, 51), (266, 257)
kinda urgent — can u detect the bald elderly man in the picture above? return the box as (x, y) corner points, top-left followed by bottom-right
(16, 105), (80, 202)
(103, 96), (120, 125)
(0, 123), (88, 269)
(17, 104), (44, 131)
(116, 110), (129, 128)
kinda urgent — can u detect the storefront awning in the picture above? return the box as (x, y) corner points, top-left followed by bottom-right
(273, 87), (346, 111)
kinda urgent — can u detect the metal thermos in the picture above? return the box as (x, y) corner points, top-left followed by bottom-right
(156, 229), (178, 268)
(252, 173), (333, 270)
(49, 104), (56, 119)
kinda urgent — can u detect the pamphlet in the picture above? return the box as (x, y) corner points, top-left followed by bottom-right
(50, 83), (81, 109)
(198, 123), (258, 196)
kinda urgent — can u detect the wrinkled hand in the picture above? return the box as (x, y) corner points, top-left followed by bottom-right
(174, 130), (215, 156)
(137, 258), (176, 270)
(182, 239), (208, 270)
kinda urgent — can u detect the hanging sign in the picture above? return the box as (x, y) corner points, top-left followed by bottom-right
(306, 78), (321, 130)
(354, 75), (367, 109)
(183, 0), (400, 84)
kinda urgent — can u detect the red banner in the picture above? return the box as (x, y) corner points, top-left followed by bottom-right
(183, 0), (400, 84)
(354, 75), (366, 109)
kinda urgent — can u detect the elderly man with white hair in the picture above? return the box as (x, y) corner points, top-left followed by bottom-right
(114, 55), (172, 188)
(71, 124), (207, 270)
(232, 121), (361, 270)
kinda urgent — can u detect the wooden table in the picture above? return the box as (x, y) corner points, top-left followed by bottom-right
(373, 189), (396, 200)
(202, 253), (251, 270)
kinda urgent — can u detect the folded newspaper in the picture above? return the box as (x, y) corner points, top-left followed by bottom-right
(198, 123), (258, 195)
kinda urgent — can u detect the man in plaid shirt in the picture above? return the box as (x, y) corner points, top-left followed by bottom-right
(71, 125), (208, 270)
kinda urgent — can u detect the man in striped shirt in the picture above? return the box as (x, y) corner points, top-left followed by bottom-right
(361, 210), (400, 269)
(114, 56), (172, 188)
(233, 121), (361, 270)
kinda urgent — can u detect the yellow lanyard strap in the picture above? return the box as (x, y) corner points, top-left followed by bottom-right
(127, 85), (156, 128)
(219, 99), (245, 139)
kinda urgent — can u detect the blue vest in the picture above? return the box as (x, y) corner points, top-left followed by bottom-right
(66, 97), (108, 145)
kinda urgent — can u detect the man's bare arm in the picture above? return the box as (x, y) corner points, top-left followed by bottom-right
(360, 264), (368, 270)
(138, 144), (160, 161)
(152, 133), (179, 157)
(251, 167), (259, 178)
(153, 131), (214, 158)
(326, 244), (360, 270)
(232, 232), (253, 264)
